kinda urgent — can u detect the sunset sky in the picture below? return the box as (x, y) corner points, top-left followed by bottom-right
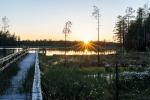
(0, 0), (148, 41)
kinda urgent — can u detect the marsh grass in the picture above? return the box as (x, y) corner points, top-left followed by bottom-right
(118, 77), (150, 99)
(40, 53), (150, 100)
(41, 66), (111, 100)
(40, 54), (115, 100)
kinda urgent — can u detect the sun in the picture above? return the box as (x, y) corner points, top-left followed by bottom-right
(73, 34), (96, 52)
(83, 35), (91, 44)
(84, 40), (89, 44)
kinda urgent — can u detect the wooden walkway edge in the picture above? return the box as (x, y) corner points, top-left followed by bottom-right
(0, 49), (28, 71)
(32, 52), (43, 100)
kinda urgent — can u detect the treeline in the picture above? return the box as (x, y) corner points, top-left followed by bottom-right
(0, 30), (117, 50)
(114, 5), (150, 51)
(19, 40), (117, 50)
(19, 40), (79, 48)
(0, 16), (20, 47)
(0, 31), (18, 46)
(0, 32), (117, 50)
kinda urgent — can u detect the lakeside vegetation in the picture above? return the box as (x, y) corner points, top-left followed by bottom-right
(39, 52), (150, 100)
(40, 54), (112, 100)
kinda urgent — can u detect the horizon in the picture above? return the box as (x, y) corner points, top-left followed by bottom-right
(0, 0), (148, 41)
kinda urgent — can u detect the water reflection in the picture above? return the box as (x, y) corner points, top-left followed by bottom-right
(86, 73), (114, 83)
(0, 48), (115, 58)
(40, 49), (115, 56)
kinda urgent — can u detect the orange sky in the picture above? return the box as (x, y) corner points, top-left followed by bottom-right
(1, 0), (147, 42)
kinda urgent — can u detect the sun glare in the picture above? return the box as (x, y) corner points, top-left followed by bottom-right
(83, 35), (91, 44)
(84, 40), (89, 44)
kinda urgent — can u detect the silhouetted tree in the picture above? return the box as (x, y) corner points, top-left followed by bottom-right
(0, 17), (17, 47)
(63, 21), (72, 67)
(92, 5), (100, 65)
(114, 16), (127, 47)
(114, 5), (150, 51)
(126, 8), (145, 50)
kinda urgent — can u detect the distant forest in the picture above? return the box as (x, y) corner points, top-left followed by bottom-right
(1, 5), (150, 51)
(0, 31), (18, 46)
(114, 5), (150, 51)
(0, 32), (116, 50)
(0, 30), (116, 50)
(0, 27), (116, 49)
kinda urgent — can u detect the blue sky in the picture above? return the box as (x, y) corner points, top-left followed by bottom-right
(0, 0), (148, 41)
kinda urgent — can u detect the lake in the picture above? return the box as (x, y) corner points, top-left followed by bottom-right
(38, 49), (115, 56)
(0, 48), (116, 58)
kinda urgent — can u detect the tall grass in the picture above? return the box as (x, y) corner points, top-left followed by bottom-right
(40, 55), (114, 100)
(42, 66), (112, 100)
(40, 54), (150, 100)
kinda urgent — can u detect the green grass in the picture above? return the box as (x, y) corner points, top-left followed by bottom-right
(118, 77), (150, 99)
(41, 67), (112, 100)
(40, 54), (115, 100)
(40, 54), (150, 100)
(79, 67), (105, 73)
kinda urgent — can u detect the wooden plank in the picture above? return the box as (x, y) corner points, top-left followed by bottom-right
(32, 52), (43, 100)
(0, 49), (29, 71)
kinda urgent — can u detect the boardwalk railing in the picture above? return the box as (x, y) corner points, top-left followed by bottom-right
(0, 49), (28, 71)
(32, 52), (43, 100)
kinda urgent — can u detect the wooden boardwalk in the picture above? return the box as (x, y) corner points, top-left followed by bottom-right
(32, 52), (43, 100)
(0, 50), (43, 100)
(0, 53), (36, 100)
(0, 49), (28, 71)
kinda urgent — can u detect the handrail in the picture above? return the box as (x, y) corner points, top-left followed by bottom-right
(0, 49), (28, 71)
(0, 49), (28, 63)
(32, 52), (43, 100)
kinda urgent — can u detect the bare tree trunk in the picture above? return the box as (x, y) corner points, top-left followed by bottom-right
(97, 12), (100, 66)
(64, 33), (67, 67)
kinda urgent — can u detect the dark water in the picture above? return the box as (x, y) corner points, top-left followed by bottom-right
(38, 49), (115, 56)
(0, 48), (115, 58)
